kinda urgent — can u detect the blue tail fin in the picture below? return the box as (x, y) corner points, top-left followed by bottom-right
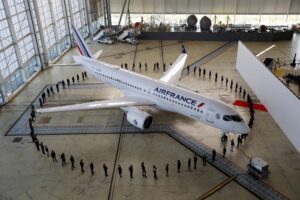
(71, 25), (93, 58)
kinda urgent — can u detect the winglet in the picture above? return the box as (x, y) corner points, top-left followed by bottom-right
(181, 45), (186, 54)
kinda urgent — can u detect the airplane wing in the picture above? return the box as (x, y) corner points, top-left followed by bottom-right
(36, 96), (155, 114)
(160, 45), (188, 85)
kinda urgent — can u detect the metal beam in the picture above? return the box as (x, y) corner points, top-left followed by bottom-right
(48, 0), (60, 50)
(31, 0), (50, 66)
(118, 0), (128, 27)
(24, 0), (43, 70)
(62, 0), (72, 44)
(85, 0), (93, 38)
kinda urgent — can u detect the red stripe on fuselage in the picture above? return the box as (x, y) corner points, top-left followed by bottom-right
(197, 103), (205, 107)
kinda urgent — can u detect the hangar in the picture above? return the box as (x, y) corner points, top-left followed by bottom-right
(0, 0), (300, 199)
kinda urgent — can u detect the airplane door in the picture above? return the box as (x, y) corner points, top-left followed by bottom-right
(205, 110), (214, 123)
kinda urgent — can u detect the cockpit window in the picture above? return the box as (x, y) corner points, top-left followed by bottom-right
(223, 115), (231, 121)
(223, 115), (243, 122)
(231, 115), (243, 122)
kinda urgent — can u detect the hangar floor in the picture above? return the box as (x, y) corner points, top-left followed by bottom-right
(0, 37), (300, 200)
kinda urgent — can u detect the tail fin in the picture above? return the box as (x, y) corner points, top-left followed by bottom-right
(71, 24), (93, 58)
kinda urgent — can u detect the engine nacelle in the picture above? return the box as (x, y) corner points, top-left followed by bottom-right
(124, 107), (153, 129)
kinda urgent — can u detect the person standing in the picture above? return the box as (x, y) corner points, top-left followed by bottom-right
(153, 165), (157, 180)
(237, 135), (241, 148)
(139, 62), (142, 71)
(223, 146), (227, 158)
(42, 92), (46, 103)
(70, 155), (75, 170)
(202, 154), (207, 166)
(81, 72), (85, 81)
(72, 76), (75, 84)
(90, 162), (95, 175)
(165, 163), (169, 176)
(212, 149), (216, 161)
(34, 138), (40, 151)
(235, 83), (238, 92)
(76, 74), (80, 82)
(39, 98), (43, 107)
(188, 158), (191, 171)
(30, 129), (35, 142)
(61, 153), (66, 167)
(145, 62), (147, 71)
(208, 70), (211, 79)
(80, 159), (84, 173)
(141, 162), (147, 178)
(118, 165), (122, 178)
(31, 109), (35, 121)
(225, 78), (228, 87)
(51, 150), (57, 162)
(193, 67), (196, 75)
(50, 86), (55, 95)
(46, 88), (50, 97)
(215, 73), (218, 82)
(45, 145), (49, 157)
(193, 154), (198, 169)
(230, 139), (235, 151)
(29, 118), (33, 129)
(221, 75), (224, 85)
(243, 89), (246, 99)
(67, 78), (70, 87)
(230, 80), (233, 89)
(163, 63), (166, 72)
(129, 165), (133, 179)
(40, 142), (45, 155)
(56, 83), (59, 93)
(198, 68), (201, 76)
(177, 160), (181, 173)
(103, 164), (108, 177)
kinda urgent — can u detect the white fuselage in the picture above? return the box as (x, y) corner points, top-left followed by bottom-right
(76, 56), (250, 134)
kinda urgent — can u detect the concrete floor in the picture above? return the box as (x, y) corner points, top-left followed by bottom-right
(0, 35), (300, 200)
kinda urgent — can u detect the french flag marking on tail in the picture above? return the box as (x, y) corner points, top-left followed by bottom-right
(71, 24), (93, 58)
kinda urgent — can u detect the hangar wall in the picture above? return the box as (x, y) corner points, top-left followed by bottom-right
(110, 0), (300, 14)
(236, 41), (300, 152)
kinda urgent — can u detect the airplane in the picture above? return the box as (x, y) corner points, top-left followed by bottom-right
(37, 25), (250, 139)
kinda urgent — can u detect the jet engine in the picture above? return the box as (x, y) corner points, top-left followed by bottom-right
(124, 107), (153, 129)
